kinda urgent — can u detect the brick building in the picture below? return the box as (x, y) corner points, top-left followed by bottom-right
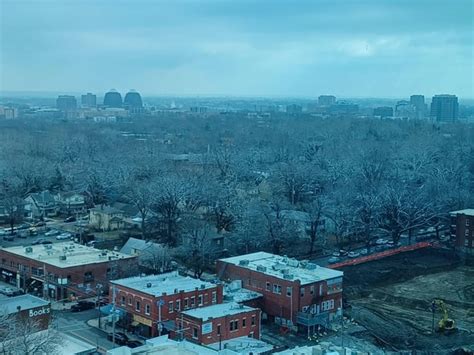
(0, 294), (51, 332)
(217, 252), (343, 334)
(0, 242), (138, 300)
(110, 272), (223, 338)
(450, 209), (474, 253)
(178, 302), (261, 345)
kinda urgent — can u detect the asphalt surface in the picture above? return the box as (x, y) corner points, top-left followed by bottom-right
(53, 308), (117, 352)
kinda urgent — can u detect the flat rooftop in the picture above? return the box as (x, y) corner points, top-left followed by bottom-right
(219, 252), (343, 285)
(450, 209), (474, 217)
(1, 242), (135, 268)
(0, 294), (49, 315)
(111, 272), (216, 297)
(181, 302), (256, 321)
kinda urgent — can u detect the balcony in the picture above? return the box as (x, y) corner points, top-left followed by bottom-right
(296, 311), (330, 327)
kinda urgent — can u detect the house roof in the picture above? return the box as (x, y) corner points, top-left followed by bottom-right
(450, 209), (474, 217)
(27, 191), (56, 205)
(219, 252), (343, 285)
(120, 237), (167, 264)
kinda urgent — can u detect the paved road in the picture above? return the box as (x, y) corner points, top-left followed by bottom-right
(53, 308), (117, 352)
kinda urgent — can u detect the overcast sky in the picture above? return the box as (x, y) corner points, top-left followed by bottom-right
(1, 0), (473, 98)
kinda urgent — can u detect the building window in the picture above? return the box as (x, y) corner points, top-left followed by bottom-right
(168, 301), (174, 312)
(128, 297), (132, 305)
(300, 287), (305, 297)
(286, 287), (292, 297)
(84, 271), (94, 282)
(321, 299), (335, 312)
(198, 295), (203, 306)
(266, 282), (271, 291)
(466, 229), (470, 237)
(302, 306), (309, 312)
(242, 318), (246, 327)
(212, 291), (217, 304)
(319, 284), (323, 296)
(467, 219), (470, 227)
(136, 300), (141, 312)
(230, 320), (239, 331)
(145, 304), (150, 315)
(175, 300), (181, 311)
(120, 296), (125, 306)
(251, 315), (256, 326)
(273, 284), (281, 294)
(217, 324), (221, 335)
(191, 296), (195, 307)
(310, 286), (315, 295)
(193, 327), (198, 339)
(184, 298), (189, 309)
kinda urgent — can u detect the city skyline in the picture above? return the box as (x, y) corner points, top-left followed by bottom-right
(1, 0), (473, 98)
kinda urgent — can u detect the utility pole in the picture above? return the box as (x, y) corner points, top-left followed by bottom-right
(96, 284), (103, 329)
(112, 285), (117, 346)
(431, 300), (436, 333)
(157, 299), (164, 336)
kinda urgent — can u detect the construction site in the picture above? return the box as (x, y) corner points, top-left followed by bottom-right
(342, 247), (474, 352)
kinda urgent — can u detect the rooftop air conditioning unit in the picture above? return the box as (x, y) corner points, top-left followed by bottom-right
(59, 255), (67, 261)
(146, 282), (152, 288)
(200, 284), (206, 289)
(305, 263), (318, 270)
(281, 269), (290, 275)
(25, 247), (33, 254)
(283, 274), (294, 280)
(256, 265), (267, 272)
(239, 259), (249, 266)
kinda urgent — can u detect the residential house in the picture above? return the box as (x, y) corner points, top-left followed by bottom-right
(55, 192), (86, 216)
(24, 191), (59, 218)
(89, 205), (125, 231)
(120, 237), (171, 272)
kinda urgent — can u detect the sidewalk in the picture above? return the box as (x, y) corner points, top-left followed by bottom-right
(87, 317), (143, 342)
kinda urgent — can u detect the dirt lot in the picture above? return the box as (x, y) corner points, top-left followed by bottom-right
(343, 247), (474, 353)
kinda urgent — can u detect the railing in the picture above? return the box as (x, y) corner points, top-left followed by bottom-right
(296, 311), (329, 327)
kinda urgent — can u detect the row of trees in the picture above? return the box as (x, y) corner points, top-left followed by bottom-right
(0, 115), (473, 265)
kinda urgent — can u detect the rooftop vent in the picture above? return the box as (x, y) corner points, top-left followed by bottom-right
(59, 255), (67, 261)
(146, 282), (152, 288)
(256, 265), (267, 272)
(281, 269), (290, 275)
(239, 259), (250, 266)
(305, 263), (318, 270)
(25, 247), (33, 254)
(283, 274), (294, 280)
(200, 284), (206, 289)
(174, 288), (178, 294)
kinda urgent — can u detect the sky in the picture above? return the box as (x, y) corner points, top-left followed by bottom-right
(1, 0), (473, 98)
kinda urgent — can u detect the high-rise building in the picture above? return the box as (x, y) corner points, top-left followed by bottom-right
(81, 93), (97, 107)
(410, 95), (426, 119)
(430, 94), (459, 122)
(395, 100), (416, 119)
(318, 95), (336, 106)
(56, 95), (77, 111)
(103, 89), (123, 108)
(123, 90), (143, 108)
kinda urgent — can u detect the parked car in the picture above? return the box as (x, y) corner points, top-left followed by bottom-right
(126, 340), (143, 348)
(328, 256), (340, 264)
(360, 248), (368, 255)
(376, 238), (389, 245)
(32, 238), (52, 245)
(56, 233), (72, 240)
(3, 235), (14, 242)
(331, 251), (341, 257)
(339, 249), (348, 256)
(71, 301), (95, 312)
(64, 216), (76, 223)
(17, 232), (28, 239)
(45, 229), (60, 237)
(107, 332), (129, 345)
(17, 223), (31, 230)
(33, 221), (47, 227)
(348, 251), (360, 258)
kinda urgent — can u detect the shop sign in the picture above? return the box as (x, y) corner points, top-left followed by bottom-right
(133, 314), (152, 327)
(29, 307), (50, 318)
(1, 270), (13, 277)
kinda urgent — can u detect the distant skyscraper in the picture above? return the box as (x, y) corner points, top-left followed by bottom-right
(410, 95), (426, 119)
(318, 95), (336, 106)
(81, 93), (97, 107)
(395, 100), (416, 119)
(373, 106), (393, 117)
(123, 90), (143, 108)
(103, 89), (123, 108)
(430, 94), (459, 122)
(56, 95), (77, 111)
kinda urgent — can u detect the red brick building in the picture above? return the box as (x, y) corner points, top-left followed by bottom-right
(450, 209), (474, 253)
(178, 302), (261, 345)
(0, 242), (138, 300)
(217, 252), (343, 334)
(110, 272), (223, 338)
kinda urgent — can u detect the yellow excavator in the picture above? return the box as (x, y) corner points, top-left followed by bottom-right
(433, 299), (456, 333)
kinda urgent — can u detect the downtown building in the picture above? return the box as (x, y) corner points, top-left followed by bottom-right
(0, 242), (137, 301)
(109, 272), (224, 338)
(217, 252), (343, 335)
(430, 94), (459, 122)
